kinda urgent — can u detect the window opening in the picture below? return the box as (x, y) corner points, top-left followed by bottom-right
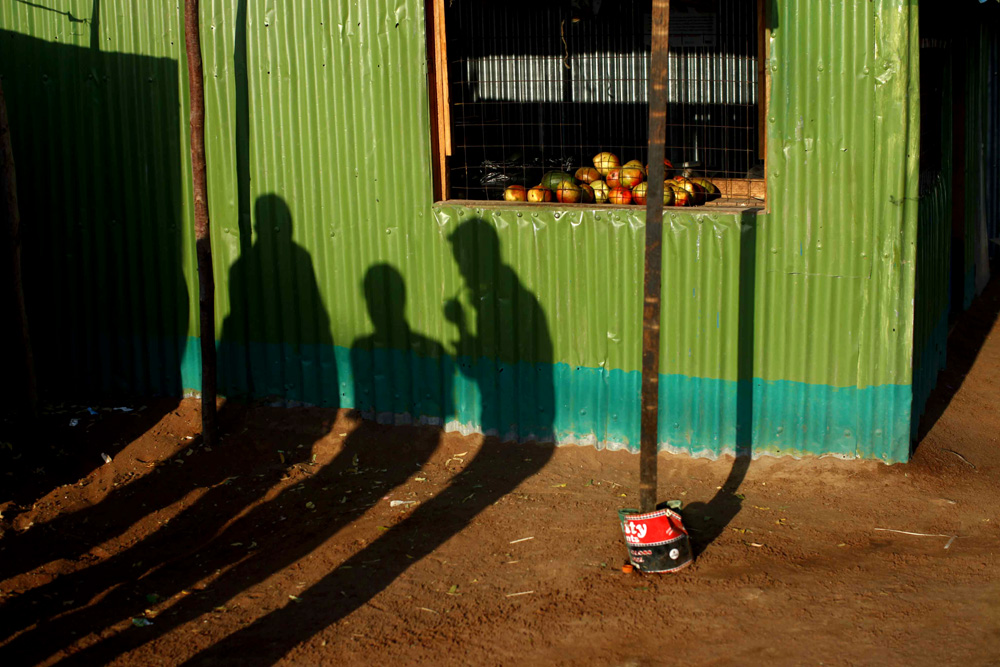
(431, 0), (765, 207)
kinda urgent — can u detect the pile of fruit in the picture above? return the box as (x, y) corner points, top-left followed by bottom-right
(503, 152), (720, 207)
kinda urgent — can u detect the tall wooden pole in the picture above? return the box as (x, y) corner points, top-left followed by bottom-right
(1, 79), (38, 418)
(640, 0), (670, 513)
(184, 0), (217, 446)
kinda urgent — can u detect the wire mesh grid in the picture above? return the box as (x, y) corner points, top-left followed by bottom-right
(444, 0), (764, 205)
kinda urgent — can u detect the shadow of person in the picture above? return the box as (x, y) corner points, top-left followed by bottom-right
(9, 264), (455, 666)
(218, 194), (338, 405)
(351, 264), (454, 422)
(171, 217), (558, 665)
(0, 195), (337, 661)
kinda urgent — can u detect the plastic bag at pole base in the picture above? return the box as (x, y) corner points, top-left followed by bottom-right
(618, 507), (693, 574)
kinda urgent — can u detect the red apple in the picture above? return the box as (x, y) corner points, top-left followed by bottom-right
(608, 186), (632, 205)
(578, 183), (595, 203)
(673, 177), (706, 205)
(632, 181), (648, 205)
(646, 158), (674, 174)
(606, 168), (622, 189)
(574, 167), (601, 184)
(620, 166), (645, 188)
(669, 184), (691, 206)
(527, 185), (553, 202)
(504, 185), (527, 202)
(555, 179), (582, 204)
(690, 177), (721, 200)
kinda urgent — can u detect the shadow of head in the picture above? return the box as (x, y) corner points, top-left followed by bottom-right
(363, 263), (407, 332)
(446, 217), (501, 283)
(254, 193), (293, 243)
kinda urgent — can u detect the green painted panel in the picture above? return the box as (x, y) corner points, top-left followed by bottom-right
(861, 0), (920, 393)
(0, 0), (196, 398)
(764, 0), (918, 392)
(764, 0), (875, 281)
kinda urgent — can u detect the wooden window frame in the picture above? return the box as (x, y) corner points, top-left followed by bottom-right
(426, 0), (451, 203)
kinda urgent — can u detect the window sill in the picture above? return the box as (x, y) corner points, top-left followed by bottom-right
(434, 199), (764, 215)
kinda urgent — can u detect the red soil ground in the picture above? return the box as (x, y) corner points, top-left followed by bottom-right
(1, 279), (999, 666)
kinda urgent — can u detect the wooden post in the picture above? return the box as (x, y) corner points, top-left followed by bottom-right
(640, 0), (670, 513)
(1, 79), (38, 418)
(184, 0), (218, 446)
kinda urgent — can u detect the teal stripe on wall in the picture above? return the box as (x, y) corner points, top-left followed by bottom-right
(965, 267), (977, 310)
(178, 339), (911, 462)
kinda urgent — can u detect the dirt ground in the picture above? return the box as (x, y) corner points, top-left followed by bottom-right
(1, 281), (999, 667)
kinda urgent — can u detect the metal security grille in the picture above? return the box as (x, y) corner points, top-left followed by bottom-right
(443, 0), (764, 203)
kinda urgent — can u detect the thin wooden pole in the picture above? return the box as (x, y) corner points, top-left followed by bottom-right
(1, 79), (38, 418)
(184, 0), (217, 447)
(640, 0), (670, 513)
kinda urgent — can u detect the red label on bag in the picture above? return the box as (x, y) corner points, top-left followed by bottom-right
(621, 509), (688, 547)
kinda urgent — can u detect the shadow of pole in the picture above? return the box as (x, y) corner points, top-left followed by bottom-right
(90, 0), (100, 49)
(233, 0), (255, 396)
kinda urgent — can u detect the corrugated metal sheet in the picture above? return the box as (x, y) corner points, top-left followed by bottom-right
(986, 30), (1000, 257)
(759, 0), (875, 386)
(1, 0), (934, 462)
(912, 174), (951, 436)
(0, 1), (196, 398)
(966, 25), (991, 300)
(988, 33), (1000, 254)
(907, 12), (999, 436)
(756, 0), (919, 460)
(911, 34), (954, 437)
(199, 0), (437, 409)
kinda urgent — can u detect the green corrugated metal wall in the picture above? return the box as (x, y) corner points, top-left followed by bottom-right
(752, 0), (918, 460)
(964, 25), (991, 307)
(912, 30), (953, 438)
(0, 1), (196, 399)
(0, 0), (944, 461)
(910, 12), (999, 436)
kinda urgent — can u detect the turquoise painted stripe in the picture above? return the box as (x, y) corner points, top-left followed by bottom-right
(176, 339), (912, 462)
